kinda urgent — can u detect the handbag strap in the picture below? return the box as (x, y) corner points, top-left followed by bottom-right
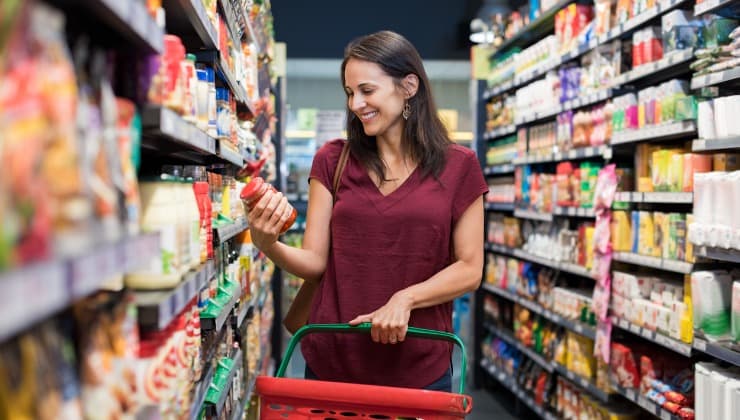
(332, 141), (351, 204)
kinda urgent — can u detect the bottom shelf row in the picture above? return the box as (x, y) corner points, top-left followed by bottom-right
(0, 286), (275, 420)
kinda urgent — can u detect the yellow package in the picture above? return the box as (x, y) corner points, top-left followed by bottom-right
(653, 212), (668, 258)
(638, 211), (656, 256)
(685, 213), (696, 263)
(612, 210), (632, 251)
(681, 274), (694, 343)
(585, 226), (595, 269)
(667, 153), (684, 192)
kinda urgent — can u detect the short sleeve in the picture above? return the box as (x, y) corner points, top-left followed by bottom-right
(451, 149), (488, 224)
(308, 139), (347, 195)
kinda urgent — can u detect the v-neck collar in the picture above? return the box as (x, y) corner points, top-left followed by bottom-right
(354, 158), (422, 213)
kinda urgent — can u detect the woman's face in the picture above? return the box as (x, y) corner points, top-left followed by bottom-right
(344, 58), (406, 139)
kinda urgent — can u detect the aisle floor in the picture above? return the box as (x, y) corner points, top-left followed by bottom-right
(283, 344), (523, 419)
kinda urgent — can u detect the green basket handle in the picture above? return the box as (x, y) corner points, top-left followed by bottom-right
(276, 322), (468, 396)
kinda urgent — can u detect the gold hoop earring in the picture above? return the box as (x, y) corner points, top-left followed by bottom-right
(402, 102), (410, 120)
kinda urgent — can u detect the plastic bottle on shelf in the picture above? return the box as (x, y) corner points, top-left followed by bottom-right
(240, 177), (297, 233)
(206, 67), (217, 138)
(183, 177), (201, 270)
(125, 175), (181, 289)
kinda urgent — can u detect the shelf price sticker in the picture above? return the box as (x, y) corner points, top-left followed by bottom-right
(694, 338), (707, 351)
(130, 2), (148, 40)
(638, 395), (653, 411)
(641, 327), (653, 340)
(630, 323), (641, 335)
(579, 377), (589, 389)
(661, 410), (672, 420)
(625, 388), (636, 400)
(0, 262), (67, 340)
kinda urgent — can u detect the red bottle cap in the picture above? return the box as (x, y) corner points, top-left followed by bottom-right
(240, 177), (265, 201)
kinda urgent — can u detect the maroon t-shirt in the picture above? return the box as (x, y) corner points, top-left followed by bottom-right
(302, 139), (488, 388)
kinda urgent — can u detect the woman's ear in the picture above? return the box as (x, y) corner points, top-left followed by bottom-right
(402, 73), (419, 98)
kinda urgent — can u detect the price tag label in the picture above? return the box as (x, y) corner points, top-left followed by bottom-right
(579, 377), (589, 388)
(694, 338), (707, 351)
(102, 0), (130, 21)
(574, 323), (584, 334)
(625, 388), (636, 400)
(498, 372), (505, 382)
(638, 395), (652, 410)
(661, 410), (672, 420)
(566, 371), (575, 380)
(161, 108), (176, 136)
(709, 72), (724, 85)
(130, 3), (148, 39)
(641, 328), (653, 340)
(630, 323), (641, 334)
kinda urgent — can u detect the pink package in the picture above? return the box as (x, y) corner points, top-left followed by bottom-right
(594, 164), (618, 211)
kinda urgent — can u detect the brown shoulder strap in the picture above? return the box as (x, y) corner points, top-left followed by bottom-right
(332, 141), (351, 204)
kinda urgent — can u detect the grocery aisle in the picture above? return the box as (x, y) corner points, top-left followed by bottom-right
(0, 1), (282, 418)
(473, 0), (740, 419)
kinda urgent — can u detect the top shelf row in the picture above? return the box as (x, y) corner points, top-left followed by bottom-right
(58, 0), (260, 111)
(484, 0), (699, 100)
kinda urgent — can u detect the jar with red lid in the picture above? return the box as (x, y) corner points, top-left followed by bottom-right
(240, 177), (297, 233)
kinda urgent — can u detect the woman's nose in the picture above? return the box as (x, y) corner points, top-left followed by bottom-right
(350, 94), (365, 111)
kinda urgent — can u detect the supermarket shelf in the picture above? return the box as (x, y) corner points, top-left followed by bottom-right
(695, 246), (740, 263)
(614, 191), (693, 204)
(217, 140), (245, 167)
(488, 0), (571, 59)
(611, 316), (692, 357)
(135, 261), (215, 331)
(201, 284), (240, 331)
(513, 145), (611, 165)
(613, 252), (694, 274)
(141, 106), (217, 161)
(486, 244), (596, 279)
(513, 209), (554, 222)
(485, 202), (515, 212)
(485, 324), (554, 372)
(190, 362), (216, 420)
(610, 381), (681, 420)
(614, 48), (694, 87)
(692, 135), (740, 152)
(480, 358), (556, 420)
(552, 362), (612, 403)
(484, 0), (690, 101)
(219, 0), (243, 47)
(513, 89), (612, 123)
(611, 120), (697, 146)
(484, 79), (516, 100)
(484, 163), (516, 175)
(243, 371), (258, 406)
(695, 0), (740, 18)
(484, 125), (517, 140)
(553, 206), (596, 218)
(217, 54), (249, 105)
(205, 349), (243, 417)
(65, 0), (164, 53)
(0, 233), (159, 342)
(691, 66), (740, 90)
(693, 337), (740, 367)
(482, 283), (597, 339)
(214, 218), (248, 244)
(164, 0), (218, 49)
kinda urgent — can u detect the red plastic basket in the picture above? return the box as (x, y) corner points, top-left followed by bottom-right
(255, 323), (473, 419)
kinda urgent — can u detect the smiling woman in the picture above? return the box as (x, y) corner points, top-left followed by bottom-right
(243, 29), (487, 392)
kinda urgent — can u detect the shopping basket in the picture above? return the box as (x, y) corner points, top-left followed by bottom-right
(255, 323), (473, 419)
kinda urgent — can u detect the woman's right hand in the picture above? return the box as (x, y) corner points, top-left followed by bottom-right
(246, 189), (293, 251)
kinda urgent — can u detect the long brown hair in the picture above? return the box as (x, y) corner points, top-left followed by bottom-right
(341, 30), (451, 182)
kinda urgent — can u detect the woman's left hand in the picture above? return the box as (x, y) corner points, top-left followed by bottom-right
(348, 291), (413, 344)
